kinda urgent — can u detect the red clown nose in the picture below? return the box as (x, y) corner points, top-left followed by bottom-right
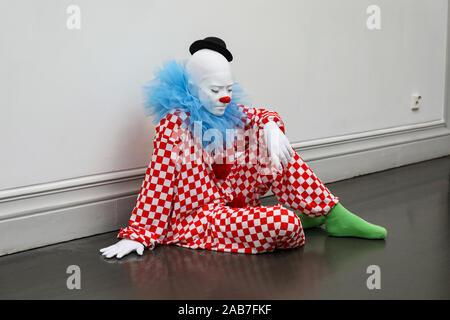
(219, 96), (231, 103)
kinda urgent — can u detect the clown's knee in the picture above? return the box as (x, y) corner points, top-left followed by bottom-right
(270, 207), (303, 239)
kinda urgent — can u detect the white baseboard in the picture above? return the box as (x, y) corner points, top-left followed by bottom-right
(0, 195), (136, 256)
(293, 120), (450, 182)
(1, 121), (449, 256)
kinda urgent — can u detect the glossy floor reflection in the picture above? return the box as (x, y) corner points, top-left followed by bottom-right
(0, 156), (449, 299)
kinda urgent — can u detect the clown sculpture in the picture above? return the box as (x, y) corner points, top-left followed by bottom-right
(100, 37), (387, 259)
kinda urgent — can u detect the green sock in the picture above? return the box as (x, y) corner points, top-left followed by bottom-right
(325, 203), (387, 239)
(296, 212), (326, 229)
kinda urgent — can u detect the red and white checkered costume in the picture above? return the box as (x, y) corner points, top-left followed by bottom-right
(118, 106), (339, 254)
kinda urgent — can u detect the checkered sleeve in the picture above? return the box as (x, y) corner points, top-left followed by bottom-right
(240, 105), (286, 134)
(117, 112), (184, 249)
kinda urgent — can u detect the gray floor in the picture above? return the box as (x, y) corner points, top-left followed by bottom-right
(1, 157), (449, 299)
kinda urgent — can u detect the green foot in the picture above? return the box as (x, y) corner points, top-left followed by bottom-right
(325, 203), (387, 239)
(296, 212), (326, 229)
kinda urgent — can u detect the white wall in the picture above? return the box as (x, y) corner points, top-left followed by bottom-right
(1, 0), (449, 255)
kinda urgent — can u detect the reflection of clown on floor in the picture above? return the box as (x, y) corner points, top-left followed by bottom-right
(118, 233), (386, 299)
(120, 244), (328, 299)
(100, 37), (387, 259)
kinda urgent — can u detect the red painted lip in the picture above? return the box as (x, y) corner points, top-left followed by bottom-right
(219, 96), (231, 103)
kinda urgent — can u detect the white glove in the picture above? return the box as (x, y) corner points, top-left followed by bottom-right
(263, 121), (295, 171)
(99, 239), (145, 259)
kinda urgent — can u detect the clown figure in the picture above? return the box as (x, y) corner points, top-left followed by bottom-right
(100, 37), (387, 259)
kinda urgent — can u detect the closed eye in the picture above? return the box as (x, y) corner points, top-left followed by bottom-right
(211, 89), (219, 93)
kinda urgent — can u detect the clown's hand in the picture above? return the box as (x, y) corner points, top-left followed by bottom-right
(100, 239), (144, 259)
(263, 121), (295, 171)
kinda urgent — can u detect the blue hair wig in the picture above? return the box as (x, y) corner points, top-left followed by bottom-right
(143, 59), (248, 145)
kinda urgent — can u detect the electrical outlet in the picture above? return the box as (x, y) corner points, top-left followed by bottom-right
(411, 94), (422, 111)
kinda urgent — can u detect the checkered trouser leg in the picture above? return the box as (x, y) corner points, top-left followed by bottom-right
(265, 151), (340, 218)
(203, 203), (305, 254)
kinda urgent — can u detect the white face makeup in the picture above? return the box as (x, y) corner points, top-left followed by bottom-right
(197, 73), (234, 116)
(186, 49), (235, 117)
